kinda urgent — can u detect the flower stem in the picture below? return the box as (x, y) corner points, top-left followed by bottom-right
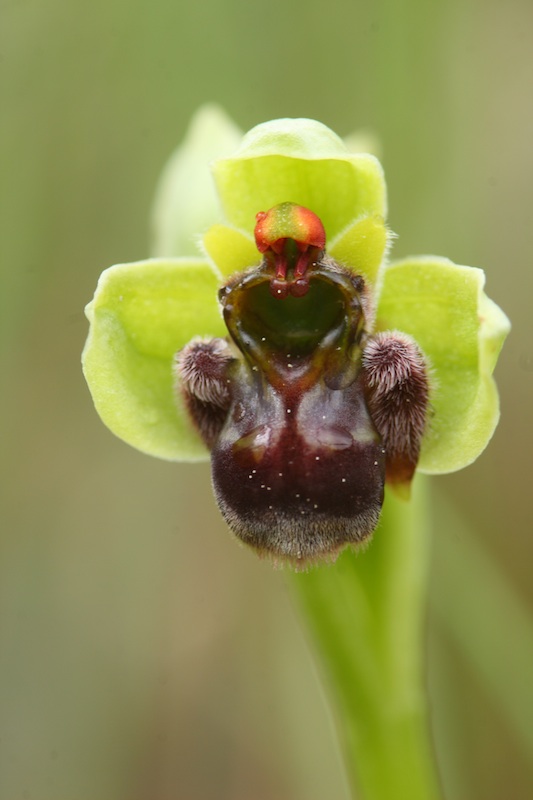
(289, 475), (442, 800)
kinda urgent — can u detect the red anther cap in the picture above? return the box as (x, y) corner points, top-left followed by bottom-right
(254, 202), (326, 254)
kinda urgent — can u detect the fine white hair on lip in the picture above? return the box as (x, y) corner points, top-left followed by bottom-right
(363, 331), (425, 391)
(362, 330), (429, 465)
(175, 337), (233, 407)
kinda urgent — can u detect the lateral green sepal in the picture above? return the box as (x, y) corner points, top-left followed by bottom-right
(82, 258), (225, 460)
(376, 257), (510, 473)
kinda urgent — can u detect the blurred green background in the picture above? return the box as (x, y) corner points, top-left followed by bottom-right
(2, 0), (532, 798)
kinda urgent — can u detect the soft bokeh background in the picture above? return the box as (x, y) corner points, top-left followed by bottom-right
(2, 0), (532, 798)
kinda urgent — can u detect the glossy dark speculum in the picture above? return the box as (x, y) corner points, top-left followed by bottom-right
(211, 258), (385, 565)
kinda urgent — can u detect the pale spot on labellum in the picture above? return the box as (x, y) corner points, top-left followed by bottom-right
(317, 425), (353, 450)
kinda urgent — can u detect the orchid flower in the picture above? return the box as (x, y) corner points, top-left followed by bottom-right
(83, 109), (509, 563)
(82, 107), (510, 800)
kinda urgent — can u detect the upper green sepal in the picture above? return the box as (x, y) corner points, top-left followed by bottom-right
(376, 257), (510, 473)
(212, 118), (387, 243)
(82, 258), (225, 461)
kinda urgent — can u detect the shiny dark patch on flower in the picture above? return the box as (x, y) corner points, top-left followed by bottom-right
(175, 204), (429, 566)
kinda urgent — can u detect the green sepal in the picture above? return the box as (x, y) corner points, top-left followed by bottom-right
(82, 259), (225, 461)
(376, 257), (510, 473)
(212, 118), (387, 242)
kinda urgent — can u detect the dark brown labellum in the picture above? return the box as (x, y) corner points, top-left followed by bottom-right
(175, 205), (429, 566)
(211, 259), (385, 565)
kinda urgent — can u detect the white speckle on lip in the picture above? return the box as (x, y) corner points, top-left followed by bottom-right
(341, 477), (346, 483)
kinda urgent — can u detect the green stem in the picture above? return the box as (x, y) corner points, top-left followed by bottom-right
(289, 475), (442, 800)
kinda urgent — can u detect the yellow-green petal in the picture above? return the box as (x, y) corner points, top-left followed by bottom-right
(202, 224), (259, 277)
(328, 214), (389, 287)
(376, 257), (510, 473)
(82, 259), (225, 461)
(212, 118), (387, 242)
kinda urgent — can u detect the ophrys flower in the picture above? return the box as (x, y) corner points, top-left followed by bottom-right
(82, 111), (510, 565)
